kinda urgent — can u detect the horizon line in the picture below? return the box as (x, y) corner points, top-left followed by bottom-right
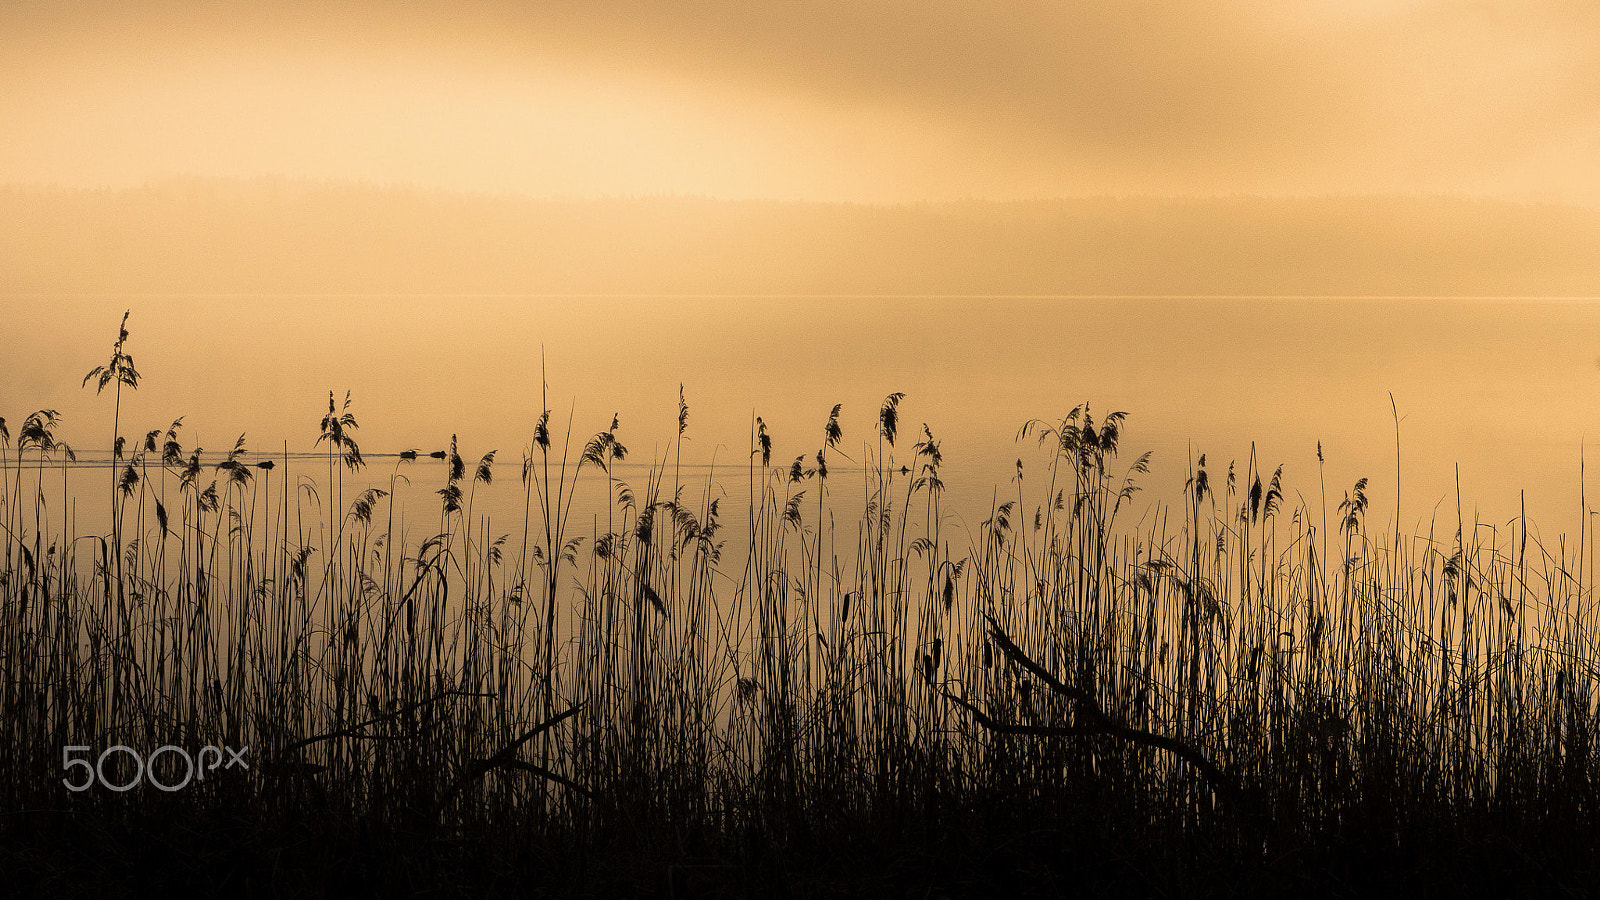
(6, 293), (1600, 302)
(2, 177), (1595, 211)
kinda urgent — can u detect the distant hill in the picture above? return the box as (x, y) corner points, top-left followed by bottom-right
(2, 179), (1597, 295)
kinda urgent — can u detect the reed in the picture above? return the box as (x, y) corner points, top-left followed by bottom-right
(1, 320), (1597, 896)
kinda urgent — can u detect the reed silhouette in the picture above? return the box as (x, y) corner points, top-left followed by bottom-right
(1, 316), (1597, 897)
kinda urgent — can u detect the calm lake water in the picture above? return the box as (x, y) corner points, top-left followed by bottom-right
(7, 295), (1600, 551)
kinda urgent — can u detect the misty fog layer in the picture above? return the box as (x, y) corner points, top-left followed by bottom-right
(6, 181), (1600, 296)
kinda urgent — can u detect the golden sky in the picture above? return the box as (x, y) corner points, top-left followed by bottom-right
(2, 1), (1597, 203)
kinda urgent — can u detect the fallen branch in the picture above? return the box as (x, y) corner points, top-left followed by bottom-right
(276, 689), (496, 759)
(952, 615), (1246, 808)
(437, 703), (589, 807)
(495, 759), (596, 800)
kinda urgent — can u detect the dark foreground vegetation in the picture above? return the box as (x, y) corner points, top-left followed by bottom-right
(2, 317), (1598, 897)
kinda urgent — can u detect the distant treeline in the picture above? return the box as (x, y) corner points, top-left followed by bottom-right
(4, 178), (1600, 296)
